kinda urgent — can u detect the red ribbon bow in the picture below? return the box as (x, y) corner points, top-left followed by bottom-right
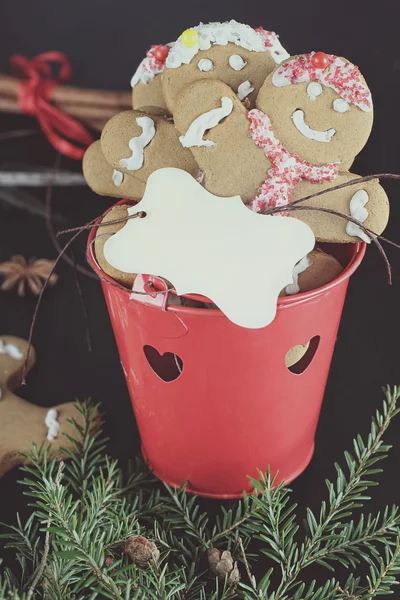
(10, 51), (93, 160)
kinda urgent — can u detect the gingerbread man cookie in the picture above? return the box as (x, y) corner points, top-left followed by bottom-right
(162, 20), (289, 112)
(100, 109), (198, 182)
(0, 336), (86, 478)
(173, 52), (389, 243)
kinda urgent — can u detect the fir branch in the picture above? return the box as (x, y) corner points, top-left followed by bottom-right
(161, 484), (210, 547)
(364, 539), (400, 597)
(248, 472), (299, 580)
(211, 496), (254, 545)
(273, 385), (400, 599)
(2, 388), (400, 599)
(309, 505), (400, 570)
(26, 461), (63, 599)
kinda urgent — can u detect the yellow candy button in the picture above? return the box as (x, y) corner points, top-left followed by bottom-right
(180, 28), (199, 47)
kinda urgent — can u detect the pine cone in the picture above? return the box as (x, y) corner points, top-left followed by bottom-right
(124, 536), (160, 566)
(103, 556), (115, 568)
(207, 548), (240, 584)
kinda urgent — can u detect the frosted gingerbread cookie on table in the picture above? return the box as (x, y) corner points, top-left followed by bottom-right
(0, 336), (87, 478)
(173, 51), (389, 244)
(162, 20), (289, 112)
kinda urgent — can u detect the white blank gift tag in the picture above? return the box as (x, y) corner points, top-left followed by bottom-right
(104, 168), (315, 328)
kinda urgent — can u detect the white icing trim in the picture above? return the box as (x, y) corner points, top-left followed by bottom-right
(272, 54), (372, 112)
(285, 256), (310, 295)
(346, 189), (370, 243)
(130, 43), (173, 87)
(112, 169), (124, 187)
(255, 28), (290, 64)
(198, 58), (214, 71)
(307, 82), (322, 100)
(229, 54), (247, 70)
(272, 70), (294, 87)
(237, 80), (254, 101)
(119, 117), (155, 171)
(292, 110), (336, 143)
(0, 340), (23, 359)
(45, 409), (61, 441)
(333, 98), (350, 113)
(166, 20), (266, 69)
(179, 96), (233, 148)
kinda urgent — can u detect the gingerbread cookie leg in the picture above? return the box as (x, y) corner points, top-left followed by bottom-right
(291, 173), (389, 243)
(83, 141), (146, 200)
(0, 336), (88, 478)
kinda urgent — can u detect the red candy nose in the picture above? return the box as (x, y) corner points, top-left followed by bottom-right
(152, 45), (170, 62)
(311, 52), (330, 69)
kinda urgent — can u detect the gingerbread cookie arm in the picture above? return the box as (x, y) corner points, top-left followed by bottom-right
(173, 79), (270, 202)
(83, 141), (146, 200)
(291, 173), (389, 243)
(132, 75), (169, 112)
(0, 336), (87, 478)
(101, 110), (198, 182)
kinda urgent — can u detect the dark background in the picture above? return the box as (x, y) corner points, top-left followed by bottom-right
(0, 0), (400, 592)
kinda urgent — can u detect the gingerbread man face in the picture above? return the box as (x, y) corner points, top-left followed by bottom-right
(162, 20), (289, 112)
(257, 52), (374, 165)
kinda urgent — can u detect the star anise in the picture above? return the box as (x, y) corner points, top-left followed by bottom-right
(0, 255), (58, 296)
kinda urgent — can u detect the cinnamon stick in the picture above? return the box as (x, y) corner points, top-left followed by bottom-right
(0, 94), (124, 122)
(0, 75), (131, 110)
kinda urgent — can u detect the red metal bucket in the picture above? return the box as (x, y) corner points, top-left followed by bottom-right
(87, 201), (366, 499)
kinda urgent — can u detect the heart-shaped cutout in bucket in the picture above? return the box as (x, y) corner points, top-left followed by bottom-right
(143, 345), (183, 382)
(285, 335), (320, 374)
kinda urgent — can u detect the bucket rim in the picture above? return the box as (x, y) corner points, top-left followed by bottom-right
(87, 198), (367, 314)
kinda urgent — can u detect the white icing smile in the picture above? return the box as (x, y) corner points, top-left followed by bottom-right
(292, 110), (336, 143)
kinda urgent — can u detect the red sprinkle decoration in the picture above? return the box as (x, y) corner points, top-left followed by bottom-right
(311, 51), (330, 69)
(246, 109), (340, 213)
(255, 26), (280, 49)
(272, 52), (372, 112)
(152, 45), (170, 63)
